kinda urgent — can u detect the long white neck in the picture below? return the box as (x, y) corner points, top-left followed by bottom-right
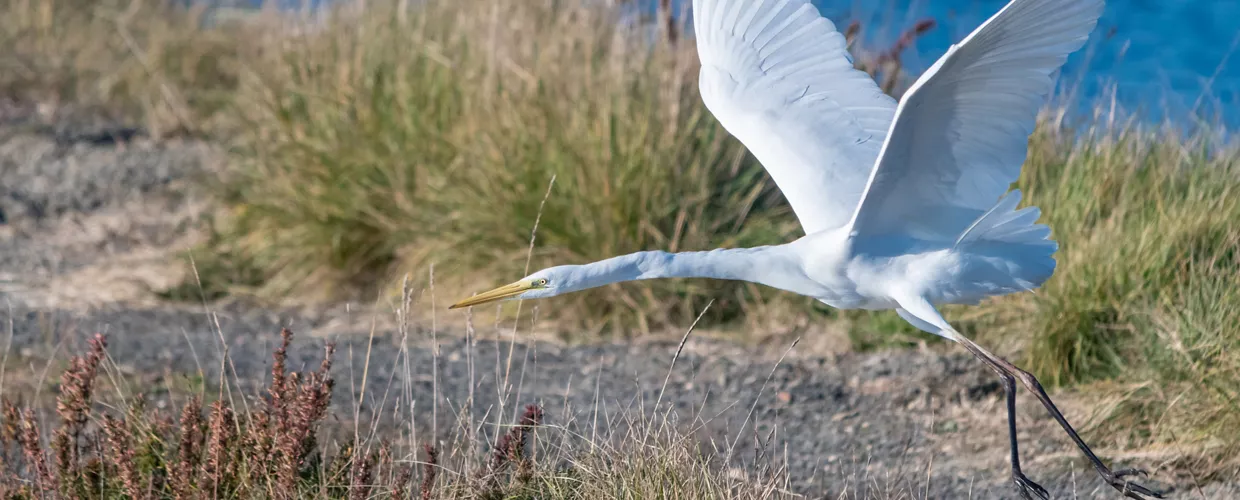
(559, 245), (816, 296)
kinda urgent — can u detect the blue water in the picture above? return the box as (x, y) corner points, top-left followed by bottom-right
(819, 0), (1240, 128)
(229, 0), (1240, 128)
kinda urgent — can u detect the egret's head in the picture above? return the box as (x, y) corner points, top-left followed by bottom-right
(448, 265), (583, 309)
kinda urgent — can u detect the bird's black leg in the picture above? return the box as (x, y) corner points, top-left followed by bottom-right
(959, 338), (1049, 499)
(958, 336), (1167, 500)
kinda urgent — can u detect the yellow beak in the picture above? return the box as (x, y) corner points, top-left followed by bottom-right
(449, 280), (536, 309)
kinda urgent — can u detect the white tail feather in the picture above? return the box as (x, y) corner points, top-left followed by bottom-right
(955, 190), (1056, 250)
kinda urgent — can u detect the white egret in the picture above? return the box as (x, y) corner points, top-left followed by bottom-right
(451, 0), (1163, 497)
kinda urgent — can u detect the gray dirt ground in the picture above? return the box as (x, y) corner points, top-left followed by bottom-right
(1, 106), (1232, 499)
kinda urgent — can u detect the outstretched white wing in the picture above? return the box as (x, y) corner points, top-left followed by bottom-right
(693, 0), (897, 234)
(847, 0), (1105, 241)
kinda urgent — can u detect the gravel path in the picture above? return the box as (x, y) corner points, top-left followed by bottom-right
(1, 108), (1231, 499)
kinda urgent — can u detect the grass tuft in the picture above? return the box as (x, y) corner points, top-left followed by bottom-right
(209, 0), (803, 334)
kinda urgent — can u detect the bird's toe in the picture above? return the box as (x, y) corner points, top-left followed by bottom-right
(1103, 470), (1169, 499)
(1013, 473), (1050, 500)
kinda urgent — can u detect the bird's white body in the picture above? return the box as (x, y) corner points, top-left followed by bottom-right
(451, 1), (1167, 496)
(456, 0), (1085, 340)
(691, 0), (1073, 336)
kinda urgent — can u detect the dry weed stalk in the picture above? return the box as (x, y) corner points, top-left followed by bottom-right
(484, 403), (545, 493)
(271, 328), (292, 411)
(52, 333), (106, 480)
(348, 444), (375, 500)
(512, 404), (544, 483)
(203, 400), (235, 496)
(259, 329), (337, 495)
(0, 399), (17, 481)
(844, 18), (937, 96)
(243, 406), (273, 485)
(419, 444), (438, 500)
(18, 408), (56, 494)
(103, 415), (145, 500)
(262, 327), (294, 485)
(376, 444), (394, 495)
(392, 462), (414, 500)
(208, 328), (339, 496)
(172, 396), (204, 499)
(1, 398), (18, 445)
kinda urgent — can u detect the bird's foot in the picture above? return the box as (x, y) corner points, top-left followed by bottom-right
(1100, 467), (1168, 499)
(1012, 472), (1050, 500)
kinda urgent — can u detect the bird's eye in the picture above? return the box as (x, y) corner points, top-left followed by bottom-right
(537, 279), (549, 286)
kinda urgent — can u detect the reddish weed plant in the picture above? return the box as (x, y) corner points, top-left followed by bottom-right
(0, 329), (549, 499)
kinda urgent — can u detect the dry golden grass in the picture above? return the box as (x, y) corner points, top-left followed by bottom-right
(0, 0), (256, 136)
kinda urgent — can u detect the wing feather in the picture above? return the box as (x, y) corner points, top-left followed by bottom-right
(847, 0), (1105, 241)
(693, 0), (898, 234)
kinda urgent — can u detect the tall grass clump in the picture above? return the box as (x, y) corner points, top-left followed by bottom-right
(970, 121), (1240, 384)
(949, 120), (1240, 474)
(202, 0), (935, 334)
(214, 0), (803, 333)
